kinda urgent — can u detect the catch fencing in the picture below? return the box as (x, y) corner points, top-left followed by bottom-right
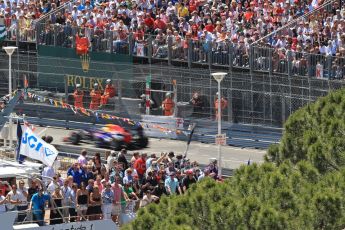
(1, 52), (344, 127)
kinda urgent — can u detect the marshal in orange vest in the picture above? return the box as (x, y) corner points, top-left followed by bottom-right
(76, 34), (89, 55)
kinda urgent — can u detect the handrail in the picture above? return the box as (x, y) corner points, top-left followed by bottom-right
(35, 0), (72, 24)
(252, 0), (336, 46)
(6, 199), (140, 225)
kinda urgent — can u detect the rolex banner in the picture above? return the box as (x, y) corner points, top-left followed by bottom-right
(37, 46), (133, 91)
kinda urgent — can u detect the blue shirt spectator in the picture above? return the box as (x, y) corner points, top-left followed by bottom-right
(165, 172), (180, 195)
(67, 163), (85, 186)
(30, 190), (50, 226)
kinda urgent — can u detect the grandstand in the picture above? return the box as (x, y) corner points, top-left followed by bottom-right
(0, 0), (345, 148)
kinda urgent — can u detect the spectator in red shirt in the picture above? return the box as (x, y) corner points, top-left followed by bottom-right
(134, 153), (147, 182)
(144, 13), (155, 32)
(154, 15), (167, 32)
(204, 19), (214, 33)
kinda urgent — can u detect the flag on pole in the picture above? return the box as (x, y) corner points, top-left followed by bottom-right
(187, 123), (196, 146)
(16, 120), (26, 163)
(19, 125), (58, 166)
(0, 25), (6, 42)
(183, 123), (196, 158)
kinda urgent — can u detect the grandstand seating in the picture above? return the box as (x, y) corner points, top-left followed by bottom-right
(1, 0), (344, 79)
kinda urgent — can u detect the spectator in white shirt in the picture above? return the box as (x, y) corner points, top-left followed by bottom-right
(61, 180), (72, 222)
(6, 184), (25, 211)
(77, 149), (88, 167)
(17, 180), (28, 222)
(42, 165), (55, 187)
(47, 176), (59, 194)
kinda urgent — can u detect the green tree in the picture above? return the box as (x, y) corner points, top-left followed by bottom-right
(123, 89), (345, 229)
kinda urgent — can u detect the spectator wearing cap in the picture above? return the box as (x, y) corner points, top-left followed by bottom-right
(141, 170), (158, 196)
(154, 15), (167, 31)
(146, 153), (156, 169)
(144, 13), (155, 32)
(124, 181), (139, 201)
(153, 180), (168, 198)
(182, 170), (197, 192)
(165, 172), (181, 195)
(146, 152), (167, 169)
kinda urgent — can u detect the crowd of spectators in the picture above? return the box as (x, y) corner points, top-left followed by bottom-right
(33, 0), (345, 77)
(1, 0), (345, 77)
(0, 0), (68, 41)
(0, 148), (220, 226)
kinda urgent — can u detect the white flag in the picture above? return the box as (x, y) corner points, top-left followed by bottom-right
(19, 126), (58, 166)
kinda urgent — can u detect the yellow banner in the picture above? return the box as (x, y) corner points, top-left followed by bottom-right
(65, 75), (105, 90)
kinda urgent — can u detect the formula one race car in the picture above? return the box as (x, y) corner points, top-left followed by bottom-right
(65, 124), (149, 150)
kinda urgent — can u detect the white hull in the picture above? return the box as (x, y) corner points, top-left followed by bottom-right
(1, 211), (119, 230)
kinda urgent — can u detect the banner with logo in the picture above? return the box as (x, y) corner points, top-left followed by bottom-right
(19, 125), (58, 166)
(137, 43), (145, 57)
(316, 63), (323, 79)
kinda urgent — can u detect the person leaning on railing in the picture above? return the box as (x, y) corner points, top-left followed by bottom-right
(17, 180), (28, 223)
(28, 188), (52, 226)
(50, 187), (63, 225)
(76, 182), (89, 221)
(101, 182), (114, 220)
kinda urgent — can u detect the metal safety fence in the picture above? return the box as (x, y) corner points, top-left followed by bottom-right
(1, 52), (345, 127)
(25, 21), (344, 81)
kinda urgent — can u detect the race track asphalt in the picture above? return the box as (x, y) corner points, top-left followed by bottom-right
(6, 125), (266, 174)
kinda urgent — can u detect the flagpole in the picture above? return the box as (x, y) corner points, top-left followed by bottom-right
(183, 123), (196, 159)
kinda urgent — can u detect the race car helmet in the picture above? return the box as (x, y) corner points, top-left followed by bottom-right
(106, 79), (112, 84)
(76, 84), (81, 88)
(166, 92), (171, 97)
(94, 83), (99, 88)
(140, 94), (146, 98)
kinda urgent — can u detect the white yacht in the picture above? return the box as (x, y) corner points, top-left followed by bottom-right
(0, 159), (120, 230)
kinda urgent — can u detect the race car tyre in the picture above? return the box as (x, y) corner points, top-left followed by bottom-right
(139, 137), (149, 148)
(95, 138), (105, 148)
(70, 133), (81, 145)
(110, 140), (124, 150)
